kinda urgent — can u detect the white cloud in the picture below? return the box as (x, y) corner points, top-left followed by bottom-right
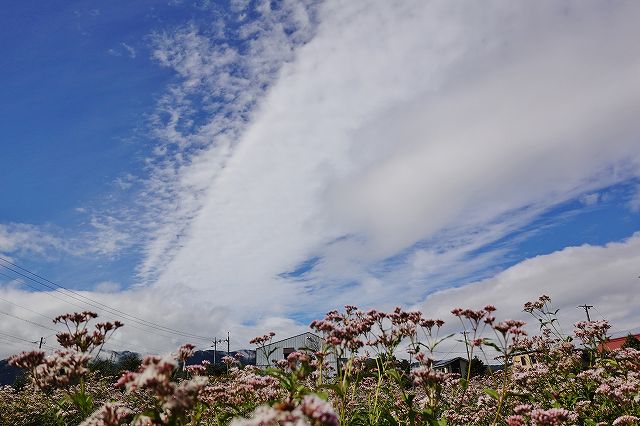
(580, 193), (600, 207)
(124, 0), (320, 282)
(4, 1), (640, 357)
(0, 218), (131, 260)
(144, 0), (640, 319)
(1, 232), (639, 359)
(0, 223), (68, 258)
(417, 233), (640, 344)
(0, 280), (307, 359)
(94, 281), (122, 293)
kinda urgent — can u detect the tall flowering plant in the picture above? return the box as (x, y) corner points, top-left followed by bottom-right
(9, 311), (123, 422)
(4, 296), (640, 425)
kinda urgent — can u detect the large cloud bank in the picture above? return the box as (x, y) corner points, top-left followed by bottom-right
(2, 0), (640, 356)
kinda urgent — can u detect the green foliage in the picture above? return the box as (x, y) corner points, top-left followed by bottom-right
(622, 334), (640, 350)
(117, 352), (142, 373)
(469, 356), (487, 378)
(89, 358), (119, 377)
(4, 299), (640, 426)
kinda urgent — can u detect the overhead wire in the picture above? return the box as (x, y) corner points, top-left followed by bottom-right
(0, 293), (56, 321)
(0, 274), (194, 348)
(0, 273), (187, 348)
(0, 259), (213, 341)
(0, 336), (38, 351)
(589, 304), (639, 339)
(0, 258), (212, 342)
(0, 330), (56, 350)
(0, 292), (167, 355)
(0, 309), (60, 333)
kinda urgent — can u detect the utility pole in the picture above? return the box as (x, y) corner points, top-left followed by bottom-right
(577, 304), (594, 322)
(38, 337), (44, 349)
(211, 333), (230, 365)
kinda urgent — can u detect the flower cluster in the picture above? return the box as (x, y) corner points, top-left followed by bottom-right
(230, 395), (338, 426)
(54, 311), (123, 354)
(4, 297), (640, 426)
(9, 349), (90, 389)
(115, 348), (208, 424)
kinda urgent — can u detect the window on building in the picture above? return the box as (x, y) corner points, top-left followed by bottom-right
(283, 347), (295, 359)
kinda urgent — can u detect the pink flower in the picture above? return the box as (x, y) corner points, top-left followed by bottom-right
(186, 364), (207, 375)
(8, 350), (45, 370)
(230, 394), (338, 426)
(507, 415), (525, 426)
(300, 395), (339, 426)
(79, 402), (132, 426)
(222, 355), (239, 366)
(613, 415), (639, 425)
(250, 333), (276, 345)
(176, 343), (195, 362)
(530, 408), (576, 425)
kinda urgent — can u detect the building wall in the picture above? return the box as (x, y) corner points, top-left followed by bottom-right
(434, 358), (469, 378)
(256, 332), (336, 368)
(512, 353), (538, 370)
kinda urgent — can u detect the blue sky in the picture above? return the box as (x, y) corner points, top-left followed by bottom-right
(1, 0), (640, 355)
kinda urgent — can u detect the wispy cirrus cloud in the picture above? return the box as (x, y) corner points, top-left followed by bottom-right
(146, 0), (640, 320)
(123, 0), (321, 282)
(0, 223), (69, 259)
(3, 1), (640, 357)
(0, 218), (133, 261)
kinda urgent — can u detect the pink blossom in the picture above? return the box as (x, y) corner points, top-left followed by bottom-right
(79, 402), (132, 426)
(530, 408), (576, 425)
(613, 415), (639, 425)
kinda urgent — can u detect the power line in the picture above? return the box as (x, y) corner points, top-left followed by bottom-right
(1, 273), (193, 346)
(0, 337), (37, 351)
(0, 309), (60, 333)
(0, 258), (212, 341)
(0, 285), (172, 355)
(0, 294), (58, 321)
(0, 337), (25, 346)
(0, 307), (163, 355)
(0, 331), (56, 350)
(0, 259), (212, 341)
(0, 260), (210, 339)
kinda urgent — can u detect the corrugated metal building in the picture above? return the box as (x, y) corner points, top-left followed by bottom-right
(255, 332), (337, 369)
(433, 357), (469, 378)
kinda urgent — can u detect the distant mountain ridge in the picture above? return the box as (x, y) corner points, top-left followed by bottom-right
(0, 349), (257, 386)
(0, 359), (20, 386)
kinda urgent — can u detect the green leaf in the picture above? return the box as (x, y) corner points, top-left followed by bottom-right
(483, 341), (503, 353)
(385, 369), (402, 382)
(318, 383), (345, 397)
(483, 387), (500, 400)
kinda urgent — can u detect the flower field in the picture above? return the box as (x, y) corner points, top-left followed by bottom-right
(2, 296), (639, 426)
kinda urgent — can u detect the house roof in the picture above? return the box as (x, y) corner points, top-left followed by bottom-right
(410, 357), (468, 369)
(433, 357), (466, 368)
(599, 333), (640, 351)
(261, 331), (323, 348)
